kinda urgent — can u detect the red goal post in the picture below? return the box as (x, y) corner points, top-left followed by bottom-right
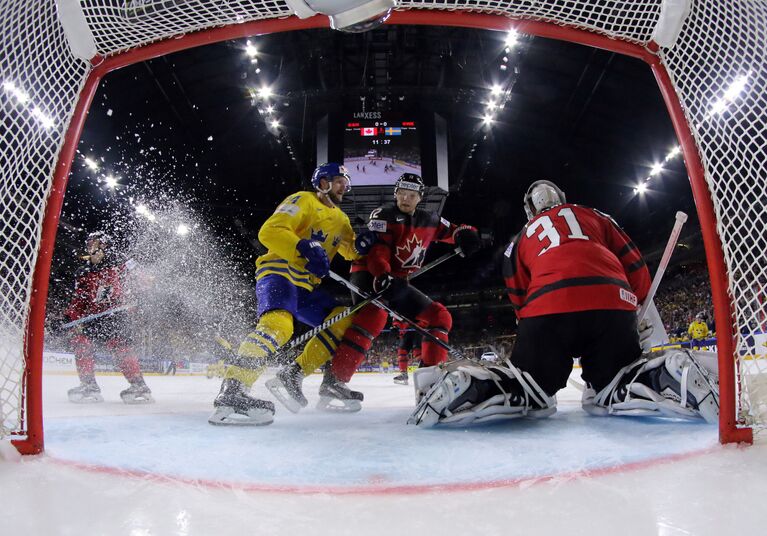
(2, 1), (763, 454)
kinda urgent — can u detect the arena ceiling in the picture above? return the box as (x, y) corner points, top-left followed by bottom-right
(59, 24), (702, 291)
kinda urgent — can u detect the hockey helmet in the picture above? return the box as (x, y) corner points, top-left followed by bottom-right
(311, 162), (351, 193)
(394, 173), (425, 197)
(523, 180), (566, 220)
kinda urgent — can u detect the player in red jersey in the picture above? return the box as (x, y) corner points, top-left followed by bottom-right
(410, 181), (719, 427)
(62, 232), (153, 404)
(392, 319), (422, 385)
(270, 173), (481, 412)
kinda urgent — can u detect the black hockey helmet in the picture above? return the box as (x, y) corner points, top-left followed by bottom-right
(394, 173), (425, 197)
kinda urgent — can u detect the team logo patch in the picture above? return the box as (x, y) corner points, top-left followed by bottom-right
(619, 288), (638, 307)
(396, 235), (427, 269)
(369, 219), (387, 232)
(275, 203), (299, 216)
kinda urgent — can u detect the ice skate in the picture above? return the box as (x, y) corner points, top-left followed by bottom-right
(208, 378), (275, 426)
(316, 368), (363, 412)
(265, 362), (308, 413)
(393, 371), (409, 385)
(120, 379), (155, 404)
(67, 380), (103, 404)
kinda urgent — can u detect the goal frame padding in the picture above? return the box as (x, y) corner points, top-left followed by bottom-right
(13, 10), (750, 454)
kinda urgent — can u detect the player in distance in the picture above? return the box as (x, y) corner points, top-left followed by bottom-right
(411, 180), (719, 426)
(61, 231), (153, 404)
(209, 163), (376, 426)
(268, 173), (481, 412)
(392, 319), (423, 385)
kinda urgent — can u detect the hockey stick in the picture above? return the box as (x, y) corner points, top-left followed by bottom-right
(234, 248), (462, 367)
(637, 211), (688, 323)
(59, 304), (136, 330)
(328, 271), (467, 359)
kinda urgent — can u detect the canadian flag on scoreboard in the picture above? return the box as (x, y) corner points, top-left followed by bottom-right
(361, 127), (377, 136)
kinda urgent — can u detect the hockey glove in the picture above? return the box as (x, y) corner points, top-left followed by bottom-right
(354, 229), (378, 256)
(638, 317), (654, 353)
(453, 225), (481, 257)
(296, 239), (330, 278)
(373, 274), (409, 301)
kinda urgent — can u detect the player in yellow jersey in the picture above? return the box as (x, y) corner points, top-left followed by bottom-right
(688, 312), (710, 350)
(208, 163), (376, 426)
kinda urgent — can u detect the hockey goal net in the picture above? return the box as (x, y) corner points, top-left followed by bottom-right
(1, 1), (765, 453)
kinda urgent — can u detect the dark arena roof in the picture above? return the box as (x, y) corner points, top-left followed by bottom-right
(52, 25), (702, 310)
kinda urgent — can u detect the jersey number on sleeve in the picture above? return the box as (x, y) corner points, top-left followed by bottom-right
(526, 207), (589, 256)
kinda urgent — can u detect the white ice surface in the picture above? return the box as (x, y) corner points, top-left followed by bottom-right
(3, 370), (767, 535)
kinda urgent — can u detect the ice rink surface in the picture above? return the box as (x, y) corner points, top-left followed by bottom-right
(3, 370), (767, 535)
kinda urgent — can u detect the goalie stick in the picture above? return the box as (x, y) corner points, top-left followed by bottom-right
(327, 271), (467, 360)
(232, 248), (462, 368)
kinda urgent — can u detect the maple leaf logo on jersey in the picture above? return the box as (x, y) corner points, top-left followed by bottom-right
(310, 229), (328, 243)
(396, 235), (427, 269)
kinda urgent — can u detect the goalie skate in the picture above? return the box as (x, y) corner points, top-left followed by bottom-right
(265, 362), (308, 413)
(208, 378), (275, 426)
(67, 381), (104, 404)
(120, 380), (155, 404)
(316, 369), (363, 413)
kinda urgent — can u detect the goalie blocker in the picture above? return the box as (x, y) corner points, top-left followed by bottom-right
(408, 349), (719, 427)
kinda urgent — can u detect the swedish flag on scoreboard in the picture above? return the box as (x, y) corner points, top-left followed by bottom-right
(384, 127), (402, 136)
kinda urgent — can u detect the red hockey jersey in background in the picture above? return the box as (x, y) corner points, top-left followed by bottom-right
(64, 262), (128, 321)
(503, 203), (650, 319)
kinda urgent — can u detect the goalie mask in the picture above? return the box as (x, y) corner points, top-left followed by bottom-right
(523, 180), (567, 220)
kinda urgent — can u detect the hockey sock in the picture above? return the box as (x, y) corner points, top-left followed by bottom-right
(297, 306), (352, 375)
(416, 301), (452, 366)
(230, 309), (294, 388)
(331, 304), (388, 382)
(398, 349), (409, 373)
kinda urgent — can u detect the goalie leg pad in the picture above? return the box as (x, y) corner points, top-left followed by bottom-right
(584, 349), (719, 423)
(407, 359), (556, 427)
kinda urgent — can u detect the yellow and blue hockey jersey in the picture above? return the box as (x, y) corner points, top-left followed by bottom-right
(256, 191), (359, 290)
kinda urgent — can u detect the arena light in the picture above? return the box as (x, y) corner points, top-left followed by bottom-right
(649, 162), (664, 176)
(485, 101), (497, 110)
(505, 29), (518, 48)
(104, 175), (118, 189)
(490, 84), (503, 96)
(635, 183), (648, 195)
(84, 156), (99, 171)
(257, 85), (273, 100)
(665, 145), (682, 161)
(482, 114), (494, 125)
(244, 40), (258, 58)
(270, 119), (280, 129)
(265, 105), (275, 114)
(710, 73), (749, 116)
(3, 80), (29, 104)
(31, 107), (54, 129)
(135, 204), (155, 221)
(176, 223), (190, 236)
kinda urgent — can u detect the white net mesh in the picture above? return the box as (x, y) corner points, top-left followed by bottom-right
(1, 0), (765, 444)
(658, 1), (767, 426)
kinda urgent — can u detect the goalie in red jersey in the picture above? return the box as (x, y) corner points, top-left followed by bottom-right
(410, 180), (720, 427)
(269, 173), (481, 412)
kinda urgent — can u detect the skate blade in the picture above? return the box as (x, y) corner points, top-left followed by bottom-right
(393, 379), (409, 385)
(207, 407), (274, 426)
(68, 394), (104, 404)
(265, 378), (304, 413)
(121, 394), (155, 405)
(316, 396), (362, 413)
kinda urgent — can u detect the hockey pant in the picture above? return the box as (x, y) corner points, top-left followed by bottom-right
(582, 349), (720, 423)
(70, 333), (143, 384)
(230, 307), (353, 386)
(332, 274), (453, 383)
